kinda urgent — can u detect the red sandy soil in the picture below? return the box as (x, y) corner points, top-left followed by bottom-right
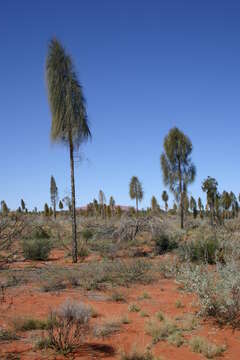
(1, 251), (240, 359)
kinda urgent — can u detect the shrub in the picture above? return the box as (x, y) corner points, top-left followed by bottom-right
(81, 228), (93, 242)
(145, 317), (179, 344)
(109, 290), (127, 302)
(178, 238), (219, 264)
(31, 226), (50, 239)
(0, 328), (19, 341)
(13, 317), (49, 331)
(154, 234), (178, 255)
(128, 303), (141, 312)
(177, 261), (240, 327)
(42, 300), (91, 354)
(22, 237), (52, 261)
(189, 336), (226, 358)
(120, 347), (160, 360)
(77, 243), (89, 258)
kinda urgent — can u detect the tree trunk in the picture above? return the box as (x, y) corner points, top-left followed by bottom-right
(53, 200), (56, 219)
(136, 197), (138, 213)
(69, 131), (77, 263)
(178, 159), (184, 229)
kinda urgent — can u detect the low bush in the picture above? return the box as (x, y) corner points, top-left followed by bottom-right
(13, 317), (49, 331)
(81, 228), (93, 242)
(178, 237), (219, 264)
(177, 261), (240, 327)
(22, 237), (52, 261)
(153, 234), (178, 255)
(120, 347), (162, 360)
(189, 336), (226, 358)
(0, 328), (19, 341)
(41, 300), (91, 354)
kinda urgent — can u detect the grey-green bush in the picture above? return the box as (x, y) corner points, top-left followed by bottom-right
(23, 237), (52, 261)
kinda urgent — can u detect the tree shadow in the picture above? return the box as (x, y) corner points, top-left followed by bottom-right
(74, 342), (115, 358)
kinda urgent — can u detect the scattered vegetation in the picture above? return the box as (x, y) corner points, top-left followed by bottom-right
(189, 336), (226, 358)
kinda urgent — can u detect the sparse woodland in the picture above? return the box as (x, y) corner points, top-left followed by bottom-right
(1, 39), (240, 360)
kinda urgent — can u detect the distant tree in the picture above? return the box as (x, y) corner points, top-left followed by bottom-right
(93, 199), (99, 217)
(49, 207), (53, 216)
(202, 177), (218, 226)
(44, 203), (49, 217)
(99, 190), (106, 218)
(190, 196), (197, 217)
(106, 205), (112, 219)
(129, 176), (143, 213)
(221, 191), (231, 212)
(33, 207), (38, 213)
(21, 199), (26, 212)
(59, 200), (63, 210)
(151, 196), (159, 213)
(198, 197), (204, 218)
(109, 196), (115, 215)
(17, 206), (22, 213)
(160, 127), (196, 229)
(1, 201), (9, 216)
(162, 191), (169, 212)
(46, 38), (91, 263)
(116, 206), (122, 217)
(50, 176), (58, 219)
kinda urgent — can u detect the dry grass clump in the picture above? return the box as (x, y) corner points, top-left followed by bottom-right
(13, 317), (49, 331)
(0, 328), (19, 341)
(120, 346), (163, 360)
(128, 303), (141, 312)
(189, 336), (226, 358)
(145, 317), (179, 344)
(94, 318), (122, 338)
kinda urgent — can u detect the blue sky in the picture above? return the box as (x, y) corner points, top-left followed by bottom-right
(1, 0), (240, 211)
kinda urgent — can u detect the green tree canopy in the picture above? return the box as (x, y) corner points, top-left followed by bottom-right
(129, 176), (144, 212)
(160, 127), (196, 228)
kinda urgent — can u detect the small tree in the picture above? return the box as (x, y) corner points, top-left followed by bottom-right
(98, 190), (106, 219)
(59, 200), (63, 210)
(50, 176), (58, 219)
(21, 199), (26, 212)
(1, 201), (9, 216)
(202, 177), (218, 226)
(160, 127), (196, 229)
(129, 176), (143, 212)
(190, 196), (197, 217)
(162, 190), (169, 212)
(44, 203), (50, 217)
(151, 196), (159, 213)
(109, 196), (115, 215)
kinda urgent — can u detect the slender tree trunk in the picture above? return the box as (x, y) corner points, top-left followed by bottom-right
(53, 200), (56, 219)
(136, 197), (138, 213)
(178, 159), (184, 229)
(69, 130), (77, 263)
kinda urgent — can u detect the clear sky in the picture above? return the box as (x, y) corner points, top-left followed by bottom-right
(1, 0), (240, 211)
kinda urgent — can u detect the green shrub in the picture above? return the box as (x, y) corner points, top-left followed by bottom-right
(31, 226), (50, 239)
(22, 237), (52, 261)
(178, 238), (219, 264)
(81, 228), (93, 242)
(189, 336), (226, 358)
(154, 234), (178, 255)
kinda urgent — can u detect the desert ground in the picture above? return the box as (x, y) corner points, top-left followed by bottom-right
(1, 212), (240, 360)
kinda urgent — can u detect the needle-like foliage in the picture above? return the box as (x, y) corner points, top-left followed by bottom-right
(129, 176), (143, 212)
(46, 39), (91, 262)
(160, 127), (196, 228)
